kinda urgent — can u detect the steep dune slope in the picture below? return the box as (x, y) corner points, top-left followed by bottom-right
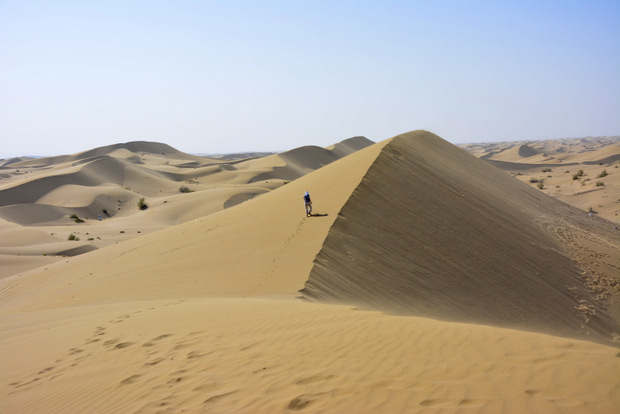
(0, 137), (375, 277)
(0, 141), (387, 312)
(302, 131), (619, 345)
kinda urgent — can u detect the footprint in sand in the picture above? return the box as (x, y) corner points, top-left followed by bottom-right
(203, 390), (239, 405)
(114, 342), (136, 349)
(288, 395), (313, 410)
(37, 367), (54, 375)
(103, 339), (120, 348)
(68, 348), (84, 355)
(144, 357), (165, 367)
(120, 374), (142, 385)
(143, 333), (173, 347)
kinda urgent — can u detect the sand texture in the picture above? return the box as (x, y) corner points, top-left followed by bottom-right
(1, 131), (619, 413)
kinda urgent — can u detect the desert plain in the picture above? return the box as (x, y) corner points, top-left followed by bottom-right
(0, 130), (619, 413)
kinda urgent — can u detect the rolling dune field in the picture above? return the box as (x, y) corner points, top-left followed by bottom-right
(1, 132), (618, 413)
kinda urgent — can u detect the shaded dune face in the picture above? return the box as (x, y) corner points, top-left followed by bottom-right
(301, 131), (619, 345)
(517, 144), (540, 158)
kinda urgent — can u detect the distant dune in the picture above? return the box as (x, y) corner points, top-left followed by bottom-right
(461, 136), (620, 222)
(0, 136), (374, 277)
(0, 132), (618, 413)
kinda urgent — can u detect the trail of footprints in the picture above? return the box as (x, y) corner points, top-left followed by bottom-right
(7, 300), (243, 411)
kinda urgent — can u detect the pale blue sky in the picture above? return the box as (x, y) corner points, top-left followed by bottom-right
(1, 0), (619, 157)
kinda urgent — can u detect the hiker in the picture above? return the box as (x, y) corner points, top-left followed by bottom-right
(303, 191), (312, 216)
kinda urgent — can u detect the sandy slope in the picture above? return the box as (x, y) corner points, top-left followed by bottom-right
(0, 137), (372, 278)
(303, 131), (619, 345)
(2, 300), (618, 414)
(1, 132), (619, 413)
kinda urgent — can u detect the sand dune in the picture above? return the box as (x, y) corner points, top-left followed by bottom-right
(302, 131), (619, 345)
(462, 136), (620, 222)
(0, 139), (386, 310)
(1, 131), (618, 413)
(0, 136), (373, 278)
(3, 141), (205, 169)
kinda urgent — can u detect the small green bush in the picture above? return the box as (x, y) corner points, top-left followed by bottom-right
(70, 213), (84, 223)
(598, 169), (608, 178)
(537, 182), (544, 189)
(541, 168), (552, 173)
(529, 178), (539, 183)
(179, 186), (194, 193)
(595, 181), (605, 187)
(138, 198), (149, 210)
(68, 233), (80, 241)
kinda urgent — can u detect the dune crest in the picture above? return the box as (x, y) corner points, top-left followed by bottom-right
(302, 131), (620, 345)
(0, 137), (374, 277)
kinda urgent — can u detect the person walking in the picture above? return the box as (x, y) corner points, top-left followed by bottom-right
(303, 191), (312, 216)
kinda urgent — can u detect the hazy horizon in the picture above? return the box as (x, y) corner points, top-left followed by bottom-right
(1, 0), (619, 158)
(2, 134), (620, 160)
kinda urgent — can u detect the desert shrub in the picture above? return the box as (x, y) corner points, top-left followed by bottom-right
(572, 169), (584, 180)
(529, 178), (539, 183)
(68, 233), (80, 241)
(541, 168), (552, 172)
(138, 198), (148, 210)
(596, 181), (605, 187)
(88, 237), (94, 241)
(70, 213), (84, 223)
(537, 182), (544, 189)
(598, 169), (608, 178)
(179, 186), (194, 193)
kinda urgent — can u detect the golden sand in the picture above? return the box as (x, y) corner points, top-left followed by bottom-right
(1, 132), (618, 413)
